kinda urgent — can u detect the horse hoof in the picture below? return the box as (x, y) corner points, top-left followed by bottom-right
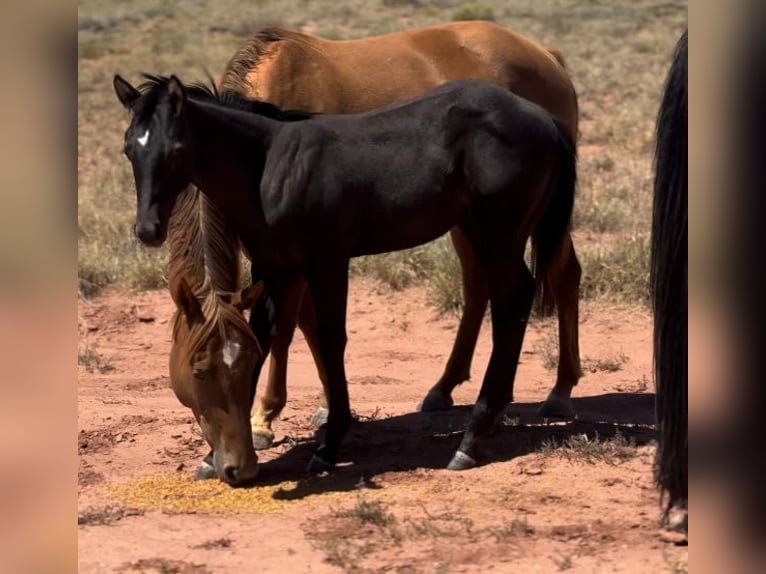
(252, 430), (275, 451)
(196, 459), (217, 481)
(306, 454), (335, 474)
(446, 450), (477, 471)
(310, 407), (329, 428)
(666, 502), (688, 533)
(418, 390), (454, 412)
(537, 395), (576, 419)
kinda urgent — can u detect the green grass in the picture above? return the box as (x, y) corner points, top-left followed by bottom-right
(78, 0), (687, 307)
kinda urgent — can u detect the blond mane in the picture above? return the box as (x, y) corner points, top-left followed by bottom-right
(220, 27), (313, 94)
(168, 187), (256, 365)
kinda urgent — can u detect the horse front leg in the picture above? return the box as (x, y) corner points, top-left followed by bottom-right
(303, 260), (352, 473)
(250, 278), (306, 450)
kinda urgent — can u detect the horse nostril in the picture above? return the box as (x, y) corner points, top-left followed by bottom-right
(223, 464), (239, 484)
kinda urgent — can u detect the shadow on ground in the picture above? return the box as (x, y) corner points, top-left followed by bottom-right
(249, 392), (656, 497)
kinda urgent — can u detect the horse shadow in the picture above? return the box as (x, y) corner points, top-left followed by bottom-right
(250, 392), (656, 499)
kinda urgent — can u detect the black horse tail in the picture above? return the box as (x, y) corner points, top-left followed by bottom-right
(530, 117), (578, 316)
(651, 28), (688, 526)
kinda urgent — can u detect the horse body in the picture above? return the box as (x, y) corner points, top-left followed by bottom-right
(114, 74), (576, 473)
(217, 22), (582, 447)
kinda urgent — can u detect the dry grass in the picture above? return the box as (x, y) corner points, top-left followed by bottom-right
(78, 0), (687, 306)
(78, 347), (116, 374)
(539, 431), (638, 465)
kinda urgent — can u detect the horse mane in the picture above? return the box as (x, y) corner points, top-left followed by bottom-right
(650, 28), (688, 524)
(220, 27), (311, 95)
(167, 187), (257, 365)
(136, 73), (314, 121)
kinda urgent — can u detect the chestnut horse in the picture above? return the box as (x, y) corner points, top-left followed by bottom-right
(651, 29), (687, 532)
(164, 185), (265, 485)
(216, 22), (583, 449)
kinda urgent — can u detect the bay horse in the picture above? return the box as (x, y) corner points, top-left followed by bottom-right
(164, 171), (265, 485)
(112, 74), (577, 473)
(215, 22), (583, 449)
(651, 29), (688, 531)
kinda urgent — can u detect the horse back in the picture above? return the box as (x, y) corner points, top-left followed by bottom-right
(229, 22), (577, 136)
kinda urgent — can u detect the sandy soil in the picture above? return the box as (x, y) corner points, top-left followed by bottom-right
(78, 278), (687, 573)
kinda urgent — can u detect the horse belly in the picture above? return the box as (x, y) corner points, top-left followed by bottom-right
(353, 195), (463, 257)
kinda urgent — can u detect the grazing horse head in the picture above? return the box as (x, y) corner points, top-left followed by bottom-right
(114, 74), (196, 247)
(169, 275), (264, 485)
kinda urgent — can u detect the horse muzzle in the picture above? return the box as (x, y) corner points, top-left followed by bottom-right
(134, 219), (166, 247)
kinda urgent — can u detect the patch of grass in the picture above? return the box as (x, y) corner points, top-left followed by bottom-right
(539, 431), (638, 465)
(495, 516), (535, 540)
(554, 553), (574, 571)
(78, 505), (142, 526)
(452, 3), (495, 21)
(191, 538), (232, 550)
(668, 558), (688, 574)
(579, 233), (650, 304)
(534, 325), (559, 371)
(404, 505), (474, 538)
(119, 558), (210, 574)
(582, 349), (628, 373)
(332, 497), (395, 527)
(574, 186), (633, 234)
(78, 347), (116, 374)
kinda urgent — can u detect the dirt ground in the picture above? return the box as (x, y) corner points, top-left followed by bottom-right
(78, 278), (687, 573)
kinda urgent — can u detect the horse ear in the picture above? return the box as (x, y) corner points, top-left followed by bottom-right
(228, 281), (265, 312)
(167, 75), (187, 116)
(170, 277), (202, 321)
(113, 75), (140, 109)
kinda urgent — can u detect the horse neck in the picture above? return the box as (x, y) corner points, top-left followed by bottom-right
(167, 186), (240, 299)
(187, 98), (276, 174)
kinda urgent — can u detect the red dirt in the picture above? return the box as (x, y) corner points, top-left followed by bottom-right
(78, 278), (687, 573)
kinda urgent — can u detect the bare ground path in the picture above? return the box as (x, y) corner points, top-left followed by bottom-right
(78, 278), (687, 573)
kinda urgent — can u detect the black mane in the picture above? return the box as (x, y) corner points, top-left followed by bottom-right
(135, 74), (315, 122)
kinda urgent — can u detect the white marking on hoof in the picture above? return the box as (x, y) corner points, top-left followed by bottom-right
(137, 129), (150, 147)
(447, 450), (477, 471)
(222, 341), (240, 367)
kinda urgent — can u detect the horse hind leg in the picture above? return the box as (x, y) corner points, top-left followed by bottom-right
(419, 226), (489, 411)
(449, 253), (534, 470)
(537, 232), (583, 419)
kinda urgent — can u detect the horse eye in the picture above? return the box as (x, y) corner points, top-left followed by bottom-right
(193, 366), (207, 380)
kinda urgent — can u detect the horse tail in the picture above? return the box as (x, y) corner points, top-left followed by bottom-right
(651, 28), (688, 526)
(530, 117), (577, 316)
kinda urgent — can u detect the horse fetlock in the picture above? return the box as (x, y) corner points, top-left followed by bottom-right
(537, 392), (576, 419)
(306, 448), (335, 474)
(417, 388), (455, 412)
(251, 428), (275, 450)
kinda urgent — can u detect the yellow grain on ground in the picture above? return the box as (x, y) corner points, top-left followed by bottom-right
(111, 474), (290, 514)
(110, 472), (412, 515)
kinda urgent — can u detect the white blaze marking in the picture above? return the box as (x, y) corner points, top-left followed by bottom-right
(222, 341), (240, 368)
(137, 129), (150, 147)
